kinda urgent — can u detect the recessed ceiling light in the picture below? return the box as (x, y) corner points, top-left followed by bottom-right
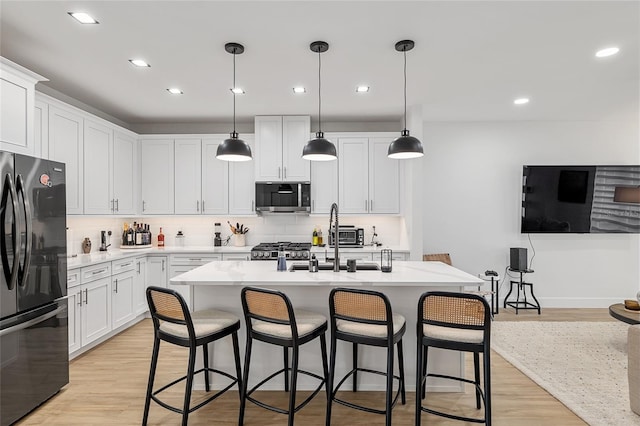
(167, 88), (183, 95)
(514, 98), (530, 105)
(356, 86), (370, 93)
(231, 87), (245, 94)
(68, 12), (98, 24)
(293, 87), (306, 94)
(595, 47), (620, 58)
(129, 59), (150, 68)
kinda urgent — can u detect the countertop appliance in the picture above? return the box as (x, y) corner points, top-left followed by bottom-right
(329, 226), (365, 247)
(251, 242), (311, 260)
(0, 152), (68, 426)
(255, 182), (311, 214)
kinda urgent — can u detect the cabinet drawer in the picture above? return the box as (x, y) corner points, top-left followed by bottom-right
(222, 253), (250, 261)
(67, 269), (81, 288)
(170, 254), (220, 266)
(112, 258), (136, 274)
(81, 263), (112, 283)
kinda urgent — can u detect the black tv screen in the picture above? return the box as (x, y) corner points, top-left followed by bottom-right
(521, 165), (640, 233)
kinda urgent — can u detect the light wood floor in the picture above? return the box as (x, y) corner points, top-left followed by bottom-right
(17, 308), (613, 425)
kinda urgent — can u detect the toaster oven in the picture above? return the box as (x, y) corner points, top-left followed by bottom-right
(329, 226), (365, 247)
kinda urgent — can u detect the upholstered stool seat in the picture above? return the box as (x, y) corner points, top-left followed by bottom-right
(252, 309), (327, 338)
(143, 287), (242, 426)
(337, 314), (405, 338)
(423, 324), (484, 344)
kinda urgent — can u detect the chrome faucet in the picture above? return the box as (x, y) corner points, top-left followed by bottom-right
(329, 203), (339, 272)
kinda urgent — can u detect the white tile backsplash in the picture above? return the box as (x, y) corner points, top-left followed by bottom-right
(67, 214), (405, 254)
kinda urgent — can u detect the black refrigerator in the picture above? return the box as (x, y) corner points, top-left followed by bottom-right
(0, 151), (68, 426)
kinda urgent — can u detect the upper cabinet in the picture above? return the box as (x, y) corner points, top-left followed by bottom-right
(202, 138), (230, 215)
(228, 136), (255, 215)
(0, 57), (47, 156)
(112, 131), (136, 215)
(338, 135), (399, 214)
(255, 116), (310, 182)
(140, 139), (174, 214)
(311, 159), (338, 214)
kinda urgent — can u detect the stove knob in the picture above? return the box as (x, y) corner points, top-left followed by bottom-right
(294, 251), (300, 258)
(261, 252), (268, 258)
(302, 252), (309, 259)
(252, 252), (258, 258)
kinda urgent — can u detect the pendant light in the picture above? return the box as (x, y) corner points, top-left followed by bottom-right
(388, 40), (424, 159)
(217, 42), (252, 162)
(302, 41), (337, 161)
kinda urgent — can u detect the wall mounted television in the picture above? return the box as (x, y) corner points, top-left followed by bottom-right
(521, 165), (640, 233)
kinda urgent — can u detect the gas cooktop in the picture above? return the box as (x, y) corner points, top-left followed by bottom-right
(251, 242), (311, 260)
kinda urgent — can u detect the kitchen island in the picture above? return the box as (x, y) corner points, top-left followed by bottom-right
(170, 260), (484, 392)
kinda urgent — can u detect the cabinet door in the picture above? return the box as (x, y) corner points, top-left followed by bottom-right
(67, 288), (82, 353)
(174, 139), (202, 214)
(168, 267), (192, 311)
(81, 277), (112, 346)
(311, 160), (338, 214)
(282, 116), (311, 181)
(338, 138), (369, 214)
(146, 256), (167, 288)
(112, 270), (135, 329)
(134, 257), (147, 315)
(0, 72), (34, 155)
(254, 116), (283, 181)
(34, 99), (48, 159)
(112, 131), (136, 215)
(140, 140), (174, 214)
(229, 136), (255, 215)
(49, 106), (83, 214)
(83, 119), (113, 214)
(202, 138), (229, 215)
(221, 253), (250, 261)
(369, 137), (399, 214)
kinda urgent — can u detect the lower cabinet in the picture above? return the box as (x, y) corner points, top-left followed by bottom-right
(134, 257), (148, 315)
(221, 252), (250, 261)
(112, 269), (136, 329)
(146, 256), (168, 289)
(80, 277), (112, 347)
(169, 254), (221, 309)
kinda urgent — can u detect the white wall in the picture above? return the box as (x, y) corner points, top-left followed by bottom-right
(422, 120), (640, 307)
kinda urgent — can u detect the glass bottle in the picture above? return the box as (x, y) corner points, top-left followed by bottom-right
(157, 227), (165, 247)
(317, 227), (323, 246)
(312, 228), (318, 246)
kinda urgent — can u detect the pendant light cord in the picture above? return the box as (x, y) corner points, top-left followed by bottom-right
(403, 47), (407, 131)
(318, 49), (322, 133)
(232, 51), (237, 134)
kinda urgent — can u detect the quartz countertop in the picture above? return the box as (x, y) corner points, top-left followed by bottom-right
(169, 260), (483, 287)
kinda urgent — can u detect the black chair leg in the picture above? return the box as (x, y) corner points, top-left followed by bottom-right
(284, 346), (290, 392)
(473, 352), (481, 409)
(415, 341), (423, 426)
(397, 340), (406, 405)
(203, 343), (211, 392)
(326, 334), (337, 426)
(182, 346), (196, 426)
(484, 348), (492, 426)
(287, 346), (299, 426)
(142, 337), (160, 426)
(422, 346), (429, 400)
(232, 331), (243, 402)
(238, 335), (253, 426)
(352, 342), (358, 392)
(320, 333), (329, 400)
(385, 343), (395, 426)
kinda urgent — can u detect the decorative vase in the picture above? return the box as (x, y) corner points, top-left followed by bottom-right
(234, 234), (245, 247)
(82, 237), (91, 254)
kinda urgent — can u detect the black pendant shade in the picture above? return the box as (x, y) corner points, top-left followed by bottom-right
(302, 41), (337, 161)
(389, 40), (424, 159)
(217, 42), (252, 162)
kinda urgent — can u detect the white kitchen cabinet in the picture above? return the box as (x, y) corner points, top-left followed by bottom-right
(221, 252), (250, 261)
(229, 135), (256, 215)
(140, 139), (174, 214)
(254, 116), (310, 182)
(174, 139), (202, 214)
(168, 255), (220, 309)
(81, 277), (112, 346)
(134, 257), (147, 315)
(338, 136), (400, 215)
(67, 268), (82, 354)
(146, 256), (167, 288)
(111, 269), (136, 329)
(48, 105), (83, 214)
(368, 137), (399, 214)
(34, 99), (48, 158)
(202, 138), (229, 215)
(0, 58), (45, 156)
(83, 119), (112, 214)
(112, 131), (136, 215)
(311, 159), (338, 214)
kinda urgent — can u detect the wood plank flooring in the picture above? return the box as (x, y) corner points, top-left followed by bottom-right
(16, 308), (613, 425)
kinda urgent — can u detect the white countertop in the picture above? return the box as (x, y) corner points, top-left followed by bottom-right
(170, 260), (483, 287)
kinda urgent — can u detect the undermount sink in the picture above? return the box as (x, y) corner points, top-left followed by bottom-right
(289, 262), (380, 271)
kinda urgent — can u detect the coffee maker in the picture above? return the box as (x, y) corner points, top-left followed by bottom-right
(99, 230), (111, 251)
(214, 222), (222, 246)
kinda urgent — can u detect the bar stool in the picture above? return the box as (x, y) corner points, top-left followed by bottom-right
(143, 286), (242, 426)
(326, 288), (406, 426)
(416, 291), (492, 425)
(239, 286), (328, 426)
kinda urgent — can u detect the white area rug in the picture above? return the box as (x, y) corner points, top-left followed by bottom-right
(491, 321), (639, 426)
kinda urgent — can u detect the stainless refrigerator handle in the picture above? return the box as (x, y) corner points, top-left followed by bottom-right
(1, 173), (20, 290)
(16, 174), (32, 288)
(0, 305), (65, 337)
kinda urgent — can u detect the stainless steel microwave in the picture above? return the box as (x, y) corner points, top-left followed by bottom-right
(329, 226), (365, 247)
(255, 182), (311, 213)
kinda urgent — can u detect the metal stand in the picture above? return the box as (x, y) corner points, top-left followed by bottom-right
(503, 268), (540, 314)
(477, 275), (499, 315)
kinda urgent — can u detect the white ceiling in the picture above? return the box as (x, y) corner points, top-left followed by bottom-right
(1, 1), (638, 127)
